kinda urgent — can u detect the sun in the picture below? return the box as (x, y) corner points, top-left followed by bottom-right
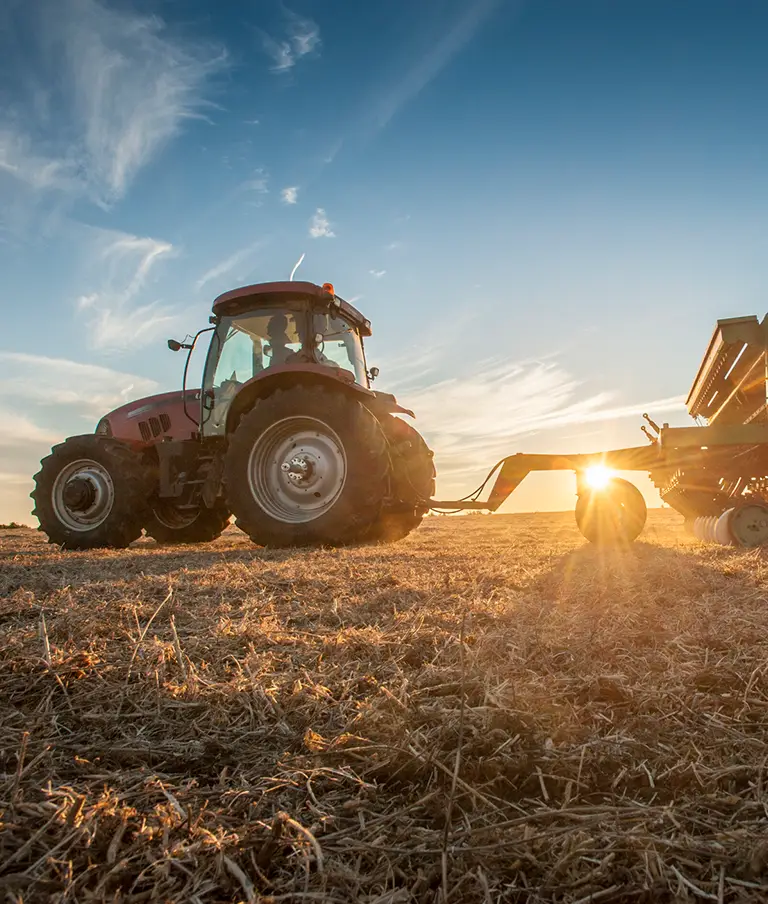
(585, 465), (614, 490)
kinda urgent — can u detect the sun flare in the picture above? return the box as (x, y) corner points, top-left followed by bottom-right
(585, 465), (614, 489)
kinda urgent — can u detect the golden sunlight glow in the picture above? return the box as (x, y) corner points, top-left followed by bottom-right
(585, 466), (614, 490)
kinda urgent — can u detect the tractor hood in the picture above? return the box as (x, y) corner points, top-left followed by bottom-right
(99, 390), (199, 446)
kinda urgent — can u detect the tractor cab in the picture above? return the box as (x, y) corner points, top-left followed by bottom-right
(201, 281), (372, 435)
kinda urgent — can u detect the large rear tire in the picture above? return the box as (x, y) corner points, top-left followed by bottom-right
(144, 501), (231, 544)
(366, 417), (435, 543)
(224, 385), (389, 547)
(575, 477), (647, 545)
(31, 436), (150, 549)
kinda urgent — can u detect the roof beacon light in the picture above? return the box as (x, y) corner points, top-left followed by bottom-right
(322, 282), (335, 296)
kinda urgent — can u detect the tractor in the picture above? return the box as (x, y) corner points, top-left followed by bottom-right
(32, 281), (435, 549)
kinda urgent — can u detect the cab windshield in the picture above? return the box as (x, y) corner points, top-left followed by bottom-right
(201, 309), (301, 432)
(202, 307), (367, 434)
(313, 311), (367, 384)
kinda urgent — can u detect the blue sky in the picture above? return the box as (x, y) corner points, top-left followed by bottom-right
(2, 0), (768, 523)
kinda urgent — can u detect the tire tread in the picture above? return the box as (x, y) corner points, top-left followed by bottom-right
(31, 435), (150, 550)
(225, 385), (389, 547)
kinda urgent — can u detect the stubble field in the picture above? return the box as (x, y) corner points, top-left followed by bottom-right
(2, 510), (768, 903)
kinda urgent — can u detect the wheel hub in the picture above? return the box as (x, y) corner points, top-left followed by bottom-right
(281, 453), (324, 488)
(52, 459), (116, 532)
(249, 417), (347, 523)
(62, 476), (96, 511)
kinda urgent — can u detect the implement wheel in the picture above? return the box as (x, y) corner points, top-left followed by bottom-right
(32, 436), (149, 549)
(728, 502), (768, 548)
(575, 477), (647, 545)
(144, 501), (231, 544)
(224, 385), (388, 547)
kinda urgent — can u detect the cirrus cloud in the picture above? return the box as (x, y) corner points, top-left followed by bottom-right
(0, 0), (225, 207)
(74, 227), (179, 351)
(260, 10), (320, 73)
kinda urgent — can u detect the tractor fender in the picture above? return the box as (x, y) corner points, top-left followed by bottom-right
(225, 365), (413, 435)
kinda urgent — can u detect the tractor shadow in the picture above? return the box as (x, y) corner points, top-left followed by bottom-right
(0, 533), (313, 599)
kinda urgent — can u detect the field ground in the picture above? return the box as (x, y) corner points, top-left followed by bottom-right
(2, 510), (768, 902)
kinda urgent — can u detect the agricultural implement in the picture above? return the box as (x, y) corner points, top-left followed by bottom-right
(433, 313), (768, 548)
(30, 283), (768, 549)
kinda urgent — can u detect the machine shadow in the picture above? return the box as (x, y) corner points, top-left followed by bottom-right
(0, 537), (312, 598)
(502, 534), (767, 637)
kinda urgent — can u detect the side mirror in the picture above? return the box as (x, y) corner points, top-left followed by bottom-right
(168, 338), (193, 351)
(369, 366), (380, 382)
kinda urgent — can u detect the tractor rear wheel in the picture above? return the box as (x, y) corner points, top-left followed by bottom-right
(144, 501), (231, 544)
(31, 435), (149, 549)
(224, 385), (388, 546)
(366, 417), (435, 543)
(575, 477), (647, 545)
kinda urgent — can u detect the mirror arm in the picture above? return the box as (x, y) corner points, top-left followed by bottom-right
(181, 326), (216, 429)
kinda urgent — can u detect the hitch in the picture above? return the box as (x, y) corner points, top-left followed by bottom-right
(429, 446), (662, 513)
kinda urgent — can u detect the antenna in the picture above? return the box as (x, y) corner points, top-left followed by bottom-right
(289, 252), (305, 281)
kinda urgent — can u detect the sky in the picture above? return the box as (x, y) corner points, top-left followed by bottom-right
(2, 0), (768, 524)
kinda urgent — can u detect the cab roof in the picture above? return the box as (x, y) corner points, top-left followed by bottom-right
(211, 281), (372, 336)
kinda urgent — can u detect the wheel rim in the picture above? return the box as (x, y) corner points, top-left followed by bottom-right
(51, 459), (115, 532)
(152, 502), (199, 530)
(729, 503), (768, 547)
(248, 416), (347, 523)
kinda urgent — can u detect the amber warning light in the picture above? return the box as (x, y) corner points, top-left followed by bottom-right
(322, 282), (334, 296)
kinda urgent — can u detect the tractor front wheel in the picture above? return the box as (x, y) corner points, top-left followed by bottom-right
(32, 436), (150, 549)
(224, 385), (388, 546)
(144, 501), (231, 544)
(575, 477), (647, 545)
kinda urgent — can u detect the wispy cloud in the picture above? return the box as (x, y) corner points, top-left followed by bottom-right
(76, 228), (178, 351)
(240, 168), (269, 195)
(384, 356), (685, 495)
(261, 10), (320, 73)
(0, 130), (80, 194)
(372, 0), (505, 131)
(345, 0), (510, 144)
(0, 352), (159, 417)
(281, 185), (299, 204)
(0, 0), (224, 207)
(196, 239), (266, 291)
(369, 269), (386, 279)
(0, 410), (61, 448)
(309, 208), (335, 238)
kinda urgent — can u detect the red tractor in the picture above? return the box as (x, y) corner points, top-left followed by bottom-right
(32, 281), (435, 549)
